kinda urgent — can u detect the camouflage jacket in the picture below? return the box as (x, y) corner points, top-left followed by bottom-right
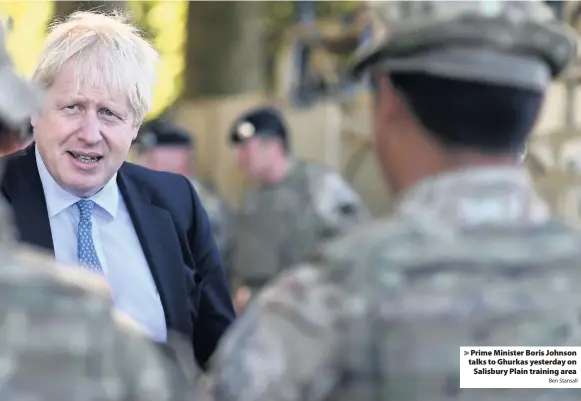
(206, 166), (581, 401)
(232, 158), (370, 285)
(0, 242), (196, 401)
(192, 179), (233, 262)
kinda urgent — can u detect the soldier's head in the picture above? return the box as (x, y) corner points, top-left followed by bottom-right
(229, 107), (291, 182)
(31, 11), (158, 198)
(353, 1), (577, 195)
(0, 20), (42, 157)
(137, 119), (194, 177)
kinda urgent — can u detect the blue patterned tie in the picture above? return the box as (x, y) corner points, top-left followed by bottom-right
(76, 200), (103, 274)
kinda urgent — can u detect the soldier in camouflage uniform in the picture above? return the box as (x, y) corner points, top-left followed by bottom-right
(0, 20), (195, 401)
(205, 1), (581, 400)
(138, 119), (233, 263)
(228, 106), (370, 307)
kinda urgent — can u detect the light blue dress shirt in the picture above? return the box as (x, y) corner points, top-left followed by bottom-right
(35, 148), (167, 342)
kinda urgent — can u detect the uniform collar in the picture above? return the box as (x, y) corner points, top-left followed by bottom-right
(35, 147), (119, 219)
(396, 165), (550, 227)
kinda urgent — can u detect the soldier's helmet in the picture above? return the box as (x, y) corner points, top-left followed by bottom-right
(0, 18), (42, 142)
(353, 0), (579, 91)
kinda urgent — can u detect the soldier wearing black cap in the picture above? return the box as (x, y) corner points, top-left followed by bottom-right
(228, 106), (370, 311)
(138, 118), (233, 264)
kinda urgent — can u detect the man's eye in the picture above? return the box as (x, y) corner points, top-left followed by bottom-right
(101, 109), (116, 118)
(66, 104), (78, 110)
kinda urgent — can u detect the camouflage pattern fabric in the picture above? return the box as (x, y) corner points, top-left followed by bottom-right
(232, 158), (370, 287)
(354, 0), (576, 87)
(192, 179), (233, 263)
(0, 241), (196, 401)
(205, 166), (581, 401)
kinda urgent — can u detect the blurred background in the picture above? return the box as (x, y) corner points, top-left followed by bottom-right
(4, 0), (581, 220)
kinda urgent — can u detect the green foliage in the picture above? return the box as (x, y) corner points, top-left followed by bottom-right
(126, 1), (156, 41)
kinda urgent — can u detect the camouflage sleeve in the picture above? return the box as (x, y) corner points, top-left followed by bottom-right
(312, 170), (371, 237)
(206, 265), (345, 401)
(1, 248), (195, 401)
(111, 316), (198, 401)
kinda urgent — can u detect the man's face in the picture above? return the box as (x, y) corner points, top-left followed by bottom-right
(32, 60), (138, 197)
(141, 147), (192, 176)
(234, 138), (270, 180)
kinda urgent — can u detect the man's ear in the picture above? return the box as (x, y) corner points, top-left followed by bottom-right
(132, 126), (140, 141)
(378, 74), (406, 117)
(30, 113), (38, 128)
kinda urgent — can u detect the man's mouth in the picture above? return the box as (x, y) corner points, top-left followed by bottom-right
(67, 151), (103, 164)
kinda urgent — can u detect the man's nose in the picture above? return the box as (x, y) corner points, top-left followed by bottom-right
(78, 113), (102, 143)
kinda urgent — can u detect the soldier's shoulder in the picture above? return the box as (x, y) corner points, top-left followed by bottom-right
(9, 244), (111, 297)
(0, 244), (113, 323)
(300, 158), (338, 179)
(315, 215), (417, 266)
(314, 214), (581, 277)
(0, 247), (196, 400)
(299, 160), (357, 200)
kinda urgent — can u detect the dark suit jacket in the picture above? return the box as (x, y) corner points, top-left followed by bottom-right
(1, 144), (235, 369)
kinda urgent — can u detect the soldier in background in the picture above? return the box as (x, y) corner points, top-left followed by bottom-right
(138, 119), (233, 264)
(0, 123), (33, 156)
(205, 2), (581, 401)
(228, 106), (370, 311)
(0, 20), (195, 401)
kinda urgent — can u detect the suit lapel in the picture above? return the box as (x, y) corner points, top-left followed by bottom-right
(117, 166), (188, 332)
(1, 143), (54, 253)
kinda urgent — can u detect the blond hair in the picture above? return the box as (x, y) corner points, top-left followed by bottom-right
(33, 11), (158, 124)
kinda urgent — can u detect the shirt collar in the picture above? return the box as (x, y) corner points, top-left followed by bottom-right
(35, 147), (119, 219)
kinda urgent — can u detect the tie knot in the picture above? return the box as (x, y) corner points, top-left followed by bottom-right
(76, 200), (95, 220)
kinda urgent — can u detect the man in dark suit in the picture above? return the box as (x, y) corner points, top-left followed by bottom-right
(1, 11), (235, 369)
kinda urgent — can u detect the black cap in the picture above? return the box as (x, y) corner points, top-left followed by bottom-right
(138, 119), (193, 150)
(229, 107), (288, 149)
